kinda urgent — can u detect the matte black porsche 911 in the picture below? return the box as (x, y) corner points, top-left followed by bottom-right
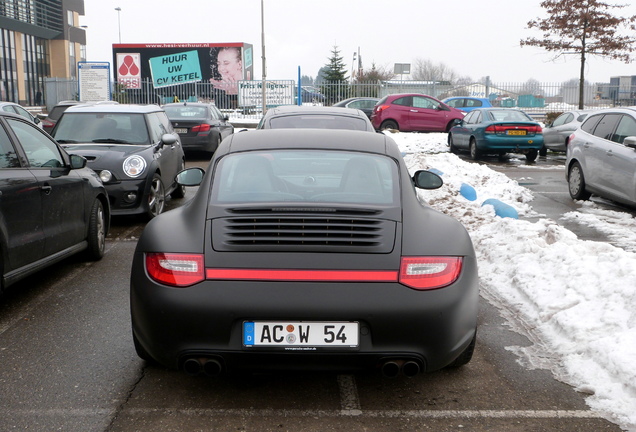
(130, 129), (479, 377)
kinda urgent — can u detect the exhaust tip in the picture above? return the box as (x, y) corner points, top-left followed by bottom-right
(402, 361), (421, 377)
(183, 358), (203, 376)
(203, 358), (223, 377)
(381, 361), (401, 378)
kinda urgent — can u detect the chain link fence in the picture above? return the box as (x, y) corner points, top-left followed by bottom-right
(43, 78), (635, 121)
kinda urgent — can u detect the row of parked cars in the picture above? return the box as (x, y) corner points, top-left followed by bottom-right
(1, 97), (480, 379)
(0, 99), (235, 296)
(3, 94), (635, 379)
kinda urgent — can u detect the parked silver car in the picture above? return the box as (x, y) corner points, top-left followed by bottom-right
(566, 107), (636, 207)
(541, 109), (592, 155)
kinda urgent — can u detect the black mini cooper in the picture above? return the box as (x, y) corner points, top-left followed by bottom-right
(52, 103), (186, 219)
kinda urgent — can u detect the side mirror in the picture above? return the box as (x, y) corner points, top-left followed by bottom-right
(161, 133), (177, 146)
(69, 154), (87, 169)
(412, 170), (443, 190)
(176, 167), (205, 186)
(624, 136), (636, 149)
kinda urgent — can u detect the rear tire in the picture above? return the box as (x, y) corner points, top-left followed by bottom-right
(133, 332), (155, 363)
(568, 161), (592, 200)
(380, 120), (398, 131)
(539, 145), (547, 156)
(448, 134), (459, 154)
(208, 135), (220, 156)
(525, 149), (538, 162)
(447, 332), (476, 368)
(469, 138), (481, 160)
(86, 199), (106, 260)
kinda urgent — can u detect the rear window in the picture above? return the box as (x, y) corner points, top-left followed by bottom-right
(268, 115), (369, 131)
(48, 105), (74, 121)
(212, 150), (398, 205)
(488, 110), (532, 122)
(164, 105), (208, 119)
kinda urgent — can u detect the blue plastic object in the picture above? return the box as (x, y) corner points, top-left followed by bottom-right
(481, 198), (518, 219)
(428, 168), (444, 176)
(460, 183), (477, 201)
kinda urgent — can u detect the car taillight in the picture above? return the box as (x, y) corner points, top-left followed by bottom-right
(374, 104), (390, 113)
(191, 124), (211, 133)
(399, 257), (462, 290)
(145, 253), (205, 287)
(485, 125), (542, 134)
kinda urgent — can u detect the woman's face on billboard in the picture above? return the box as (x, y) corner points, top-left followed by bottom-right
(217, 48), (242, 81)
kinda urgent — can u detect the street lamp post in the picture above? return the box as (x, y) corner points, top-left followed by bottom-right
(115, 7), (122, 44)
(261, 0), (267, 114)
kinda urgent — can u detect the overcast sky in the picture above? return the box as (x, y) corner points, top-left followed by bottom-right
(82, 0), (636, 84)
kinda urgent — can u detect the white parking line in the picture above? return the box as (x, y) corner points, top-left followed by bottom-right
(0, 407), (606, 422)
(337, 374), (361, 412)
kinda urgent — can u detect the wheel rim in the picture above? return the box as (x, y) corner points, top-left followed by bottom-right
(148, 177), (165, 217)
(569, 166), (582, 196)
(96, 203), (105, 252)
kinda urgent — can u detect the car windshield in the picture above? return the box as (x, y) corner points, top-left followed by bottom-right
(53, 113), (150, 144)
(211, 150), (398, 205)
(269, 115), (369, 131)
(164, 105), (208, 120)
(487, 110), (532, 122)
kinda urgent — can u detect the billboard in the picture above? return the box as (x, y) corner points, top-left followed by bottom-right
(78, 62), (111, 102)
(113, 43), (254, 95)
(148, 50), (202, 88)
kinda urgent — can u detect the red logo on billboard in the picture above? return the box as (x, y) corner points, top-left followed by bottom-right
(117, 53), (141, 89)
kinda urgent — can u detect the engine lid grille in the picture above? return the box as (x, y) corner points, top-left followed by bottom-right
(213, 213), (396, 253)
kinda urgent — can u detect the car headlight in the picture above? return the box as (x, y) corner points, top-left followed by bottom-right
(123, 156), (146, 178)
(99, 170), (113, 183)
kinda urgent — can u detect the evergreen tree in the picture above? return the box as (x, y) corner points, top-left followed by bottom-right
(521, 0), (636, 109)
(320, 46), (349, 104)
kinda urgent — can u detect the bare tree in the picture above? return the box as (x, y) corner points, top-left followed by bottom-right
(521, 0), (636, 109)
(411, 58), (459, 83)
(520, 78), (545, 96)
(355, 62), (394, 82)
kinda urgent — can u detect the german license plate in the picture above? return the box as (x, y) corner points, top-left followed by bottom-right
(507, 130), (526, 135)
(243, 321), (359, 348)
(174, 128), (188, 134)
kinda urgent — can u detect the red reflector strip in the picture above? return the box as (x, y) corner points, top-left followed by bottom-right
(206, 268), (398, 282)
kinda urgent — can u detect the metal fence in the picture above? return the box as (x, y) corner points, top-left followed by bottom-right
(42, 78), (635, 120)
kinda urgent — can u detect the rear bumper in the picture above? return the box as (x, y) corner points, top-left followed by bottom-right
(130, 255), (479, 374)
(478, 135), (544, 151)
(179, 133), (217, 153)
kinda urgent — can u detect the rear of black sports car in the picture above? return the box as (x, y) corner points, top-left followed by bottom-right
(130, 129), (479, 377)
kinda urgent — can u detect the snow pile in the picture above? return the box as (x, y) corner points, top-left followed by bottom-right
(389, 130), (636, 431)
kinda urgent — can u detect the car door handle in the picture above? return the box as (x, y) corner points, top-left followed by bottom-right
(410, 109), (419, 112)
(41, 185), (52, 195)
(606, 150), (614, 157)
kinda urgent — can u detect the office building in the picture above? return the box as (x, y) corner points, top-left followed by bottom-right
(0, 0), (85, 105)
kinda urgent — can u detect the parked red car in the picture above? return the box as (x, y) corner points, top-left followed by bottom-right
(371, 93), (465, 132)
